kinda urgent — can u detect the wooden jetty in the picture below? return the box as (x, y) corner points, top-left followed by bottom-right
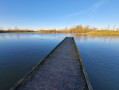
(11, 37), (93, 90)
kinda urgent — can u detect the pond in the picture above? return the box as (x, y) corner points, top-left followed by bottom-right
(0, 33), (119, 90)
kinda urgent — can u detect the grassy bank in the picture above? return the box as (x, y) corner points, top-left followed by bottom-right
(87, 30), (119, 35)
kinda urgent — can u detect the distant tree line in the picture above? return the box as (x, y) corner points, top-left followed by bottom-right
(0, 25), (119, 35)
(37, 25), (119, 34)
(0, 26), (35, 33)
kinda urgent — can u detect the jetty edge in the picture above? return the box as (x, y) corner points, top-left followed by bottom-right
(73, 37), (93, 90)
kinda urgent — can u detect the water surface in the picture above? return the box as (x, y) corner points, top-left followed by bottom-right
(0, 33), (119, 90)
(75, 34), (119, 90)
(0, 33), (65, 90)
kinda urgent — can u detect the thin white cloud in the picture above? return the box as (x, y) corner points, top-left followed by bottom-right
(91, 0), (106, 12)
(66, 0), (107, 18)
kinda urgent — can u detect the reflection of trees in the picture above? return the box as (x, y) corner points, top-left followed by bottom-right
(0, 34), (33, 40)
(72, 33), (119, 42)
(0, 33), (67, 40)
(72, 34), (89, 41)
(0, 33), (119, 42)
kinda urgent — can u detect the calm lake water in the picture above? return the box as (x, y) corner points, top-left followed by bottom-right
(0, 33), (119, 90)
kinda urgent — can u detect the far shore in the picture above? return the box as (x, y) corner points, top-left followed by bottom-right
(0, 25), (119, 35)
(0, 31), (119, 35)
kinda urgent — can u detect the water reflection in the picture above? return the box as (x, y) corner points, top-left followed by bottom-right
(0, 33), (72, 40)
(1, 33), (118, 41)
(0, 33), (65, 90)
(72, 34), (119, 46)
(0, 33), (119, 90)
(74, 34), (119, 90)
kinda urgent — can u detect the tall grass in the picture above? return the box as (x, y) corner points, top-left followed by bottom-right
(37, 25), (119, 35)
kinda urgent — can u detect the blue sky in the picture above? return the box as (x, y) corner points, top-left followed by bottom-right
(0, 0), (119, 30)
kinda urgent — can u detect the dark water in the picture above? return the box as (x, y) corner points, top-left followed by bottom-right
(0, 33), (119, 90)
(75, 34), (119, 90)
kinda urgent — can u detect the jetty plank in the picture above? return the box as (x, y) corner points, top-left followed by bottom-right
(12, 37), (92, 90)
